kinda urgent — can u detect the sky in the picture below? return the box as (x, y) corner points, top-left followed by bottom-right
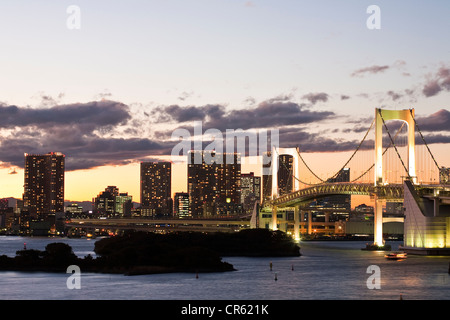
(0, 0), (449, 203)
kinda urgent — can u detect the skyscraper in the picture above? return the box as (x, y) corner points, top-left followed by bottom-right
(188, 151), (241, 217)
(261, 151), (294, 201)
(141, 162), (172, 217)
(23, 152), (65, 220)
(92, 186), (118, 216)
(93, 186), (132, 217)
(278, 154), (293, 196)
(174, 192), (190, 218)
(240, 172), (261, 214)
(262, 151), (272, 203)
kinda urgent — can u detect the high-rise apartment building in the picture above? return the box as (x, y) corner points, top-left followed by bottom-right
(174, 192), (190, 218)
(278, 154), (293, 196)
(188, 151), (241, 217)
(262, 151), (272, 203)
(93, 186), (118, 216)
(240, 172), (261, 213)
(141, 162), (172, 217)
(440, 167), (450, 184)
(93, 186), (132, 217)
(23, 152), (65, 219)
(261, 151), (294, 201)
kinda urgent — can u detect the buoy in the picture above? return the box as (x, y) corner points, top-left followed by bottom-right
(196, 272), (199, 279)
(269, 262), (272, 271)
(23, 242), (26, 250)
(291, 264), (294, 271)
(399, 294), (403, 300)
(274, 273), (278, 281)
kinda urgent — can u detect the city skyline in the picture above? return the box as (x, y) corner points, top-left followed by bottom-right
(0, 1), (450, 203)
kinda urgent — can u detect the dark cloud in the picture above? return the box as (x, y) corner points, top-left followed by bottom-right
(278, 127), (373, 153)
(0, 100), (170, 171)
(423, 79), (442, 97)
(422, 66), (450, 97)
(0, 100), (130, 130)
(0, 133), (172, 171)
(152, 104), (225, 123)
(302, 92), (329, 105)
(1, 96), (448, 172)
(415, 109), (450, 132)
(351, 65), (390, 77)
(154, 99), (335, 135)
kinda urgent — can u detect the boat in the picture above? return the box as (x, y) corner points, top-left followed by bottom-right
(385, 252), (407, 260)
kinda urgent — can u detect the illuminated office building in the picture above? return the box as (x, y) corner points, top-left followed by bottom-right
(141, 162), (172, 217)
(262, 151), (294, 201)
(241, 172), (261, 213)
(93, 186), (132, 217)
(23, 152), (65, 220)
(174, 192), (190, 218)
(188, 151), (241, 217)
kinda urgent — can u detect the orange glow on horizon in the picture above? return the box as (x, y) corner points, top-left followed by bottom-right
(0, 144), (449, 206)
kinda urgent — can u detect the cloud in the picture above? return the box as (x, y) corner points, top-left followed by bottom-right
(277, 127), (373, 153)
(415, 109), (450, 132)
(351, 65), (390, 77)
(302, 92), (329, 105)
(0, 100), (170, 171)
(386, 90), (402, 101)
(178, 91), (194, 101)
(422, 66), (450, 97)
(0, 100), (130, 130)
(1, 96), (448, 173)
(153, 98), (335, 137)
(153, 104), (226, 123)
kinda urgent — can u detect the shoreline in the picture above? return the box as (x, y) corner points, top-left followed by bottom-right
(0, 229), (300, 275)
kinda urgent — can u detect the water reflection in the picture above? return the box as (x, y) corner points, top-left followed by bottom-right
(0, 237), (448, 300)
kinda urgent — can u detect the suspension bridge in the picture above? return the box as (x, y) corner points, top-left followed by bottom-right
(263, 108), (450, 251)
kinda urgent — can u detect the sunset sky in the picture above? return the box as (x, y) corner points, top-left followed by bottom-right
(0, 1), (449, 204)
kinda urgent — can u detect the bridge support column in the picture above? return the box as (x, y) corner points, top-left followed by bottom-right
(294, 206), (300, 241)
(272, 206), (278, 231)
(308, 211), (312, 235)
(374, 197), (384, 247)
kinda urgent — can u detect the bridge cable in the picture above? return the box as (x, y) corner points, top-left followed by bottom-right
(378, 109), (411, 179)
(295, 118), (376, 184)
(409, 109), (440, 170)
(269, 120), (409, 205)
(274, 147), (320, 186)
(272, 114), (408, 196)
(322, 118), (376, 182)
(350, 122), (406, 182)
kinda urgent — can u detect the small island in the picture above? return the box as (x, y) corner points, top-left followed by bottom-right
(0, 229), (300, 275)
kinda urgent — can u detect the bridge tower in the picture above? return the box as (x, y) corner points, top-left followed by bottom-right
(373, 108), (416, 247)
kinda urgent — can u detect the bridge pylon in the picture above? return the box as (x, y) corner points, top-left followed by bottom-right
(375, 108), (416, 185)
(373, 108), (417, 248)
